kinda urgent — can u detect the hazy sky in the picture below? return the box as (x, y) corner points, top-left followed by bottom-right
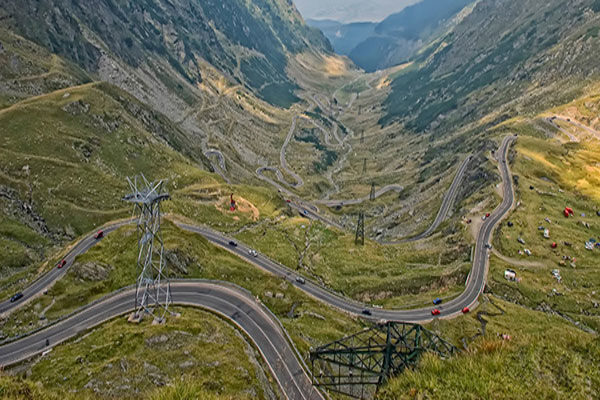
(294, 0), (422, 23)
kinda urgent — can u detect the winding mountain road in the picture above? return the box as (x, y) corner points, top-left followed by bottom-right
(0, 136), (516, 397)
(0, 281), (323, 400)
(381, 154), (473, 244)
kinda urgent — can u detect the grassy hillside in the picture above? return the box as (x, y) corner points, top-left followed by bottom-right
(1, 308), (276, 399)
(0, 28), (90, 109)
(0, 81), (211, 298)
(381, 297), (599, 399)
(378, 93), (600, 399)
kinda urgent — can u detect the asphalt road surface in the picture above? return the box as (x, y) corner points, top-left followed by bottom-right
(0, 136), (516, 398)
(0, 220), (130, 317)
(381, 154), (473, 244)
(0, 282), (323, 400)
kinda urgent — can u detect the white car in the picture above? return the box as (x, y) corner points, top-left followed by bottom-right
(248, 249), (258, 257)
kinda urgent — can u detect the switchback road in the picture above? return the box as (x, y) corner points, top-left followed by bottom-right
(0, 136), (516, 398)
(381, 154), (473, 244)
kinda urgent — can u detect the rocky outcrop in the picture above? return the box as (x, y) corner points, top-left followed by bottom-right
(72, 262), (113, 282)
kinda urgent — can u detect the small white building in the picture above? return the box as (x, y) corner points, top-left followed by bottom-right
(504, 269), (517, 281)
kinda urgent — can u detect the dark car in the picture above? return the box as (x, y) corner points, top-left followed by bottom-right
(10, 292), (24, 303)
(57, 259), (67, 269)
(94, 230), (104, 239)
(228, 241), (237, 247)
(433, 298), (442, 305)
(361, 309), (372, 316)
(431, 309), (441, 316)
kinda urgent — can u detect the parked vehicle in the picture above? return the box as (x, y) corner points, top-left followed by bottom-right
(10, 292), (23, 303)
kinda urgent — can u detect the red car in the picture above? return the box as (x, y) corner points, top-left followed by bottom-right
(285, 199), (291, 203)
(94, 230), (104, 239)
(485, 213), (491, 218)
(57, 259), (67, 269)
(431, 309), (441, 316)
(462, 307), (470, 314)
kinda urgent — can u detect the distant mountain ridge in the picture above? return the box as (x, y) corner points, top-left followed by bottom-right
(308, 0), (474, 71)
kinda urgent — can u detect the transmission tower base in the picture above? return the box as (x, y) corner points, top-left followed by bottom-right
(127, 312), (143, 324)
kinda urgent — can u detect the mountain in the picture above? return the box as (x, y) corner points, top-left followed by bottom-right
(307, 19), (377, 55)
(382, 0), (600, 132)
(310, 0), (475, 72)
(0, 0), (331, 107)
(0, 0), (349, 298)
(295, 0), (421, 23)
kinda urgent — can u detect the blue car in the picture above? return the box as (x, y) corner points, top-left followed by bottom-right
(433, 298), (442, 305)
(10, 292), (24, 303)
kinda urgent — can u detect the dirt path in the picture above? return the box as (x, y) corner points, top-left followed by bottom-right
(491, 249), (547, 268)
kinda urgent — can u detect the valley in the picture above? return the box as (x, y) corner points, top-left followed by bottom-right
(0, 0), (599, 399)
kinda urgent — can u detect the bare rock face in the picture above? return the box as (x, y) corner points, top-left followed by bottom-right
(72, 261), (113, 281)
(164, 249), (196, 275)
(62, 100), (90, 115)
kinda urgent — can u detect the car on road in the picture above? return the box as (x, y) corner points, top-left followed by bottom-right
(248, 249), (258, 257)
(431, 309), (441, 316)
(462, 307), (470, 313)
(10, 292), (23, 303)
(295, 276), (306, 284)
(94, 230), (104, 239)
(285, 199), (291, 203)
(361, 309), (372, 316)
(485, 243), (493, 250)
(57, 259), (67, 268)
(228, 241), (237, 247)
(433, 298), (442, 305)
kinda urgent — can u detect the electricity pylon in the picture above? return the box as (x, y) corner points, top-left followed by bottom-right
(123, 174), (172, 323)
(355, 211), (365, 246)
(310, 321), (458, 399)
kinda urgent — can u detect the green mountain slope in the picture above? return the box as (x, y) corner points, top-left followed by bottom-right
(350, 0), (475, 72)
(383, 0), (600, 132)
(0, 0), (331, 107)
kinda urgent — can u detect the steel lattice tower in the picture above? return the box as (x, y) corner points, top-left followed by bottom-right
(123, 175), (172, 322)
(310, 321), (458, 399)
(355, 211), (365, 246)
